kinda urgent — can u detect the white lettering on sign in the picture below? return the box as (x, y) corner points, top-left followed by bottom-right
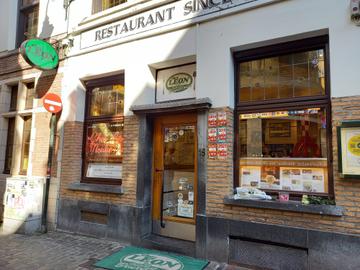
(116, 254), (184, 270)
(80, 0), (279, 49)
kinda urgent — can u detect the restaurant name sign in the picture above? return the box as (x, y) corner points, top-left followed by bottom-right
(20, 39), (59, 70)
(81, 0), (274, 49)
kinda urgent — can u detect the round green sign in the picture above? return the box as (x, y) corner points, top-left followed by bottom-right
(20, 39), (59, 70)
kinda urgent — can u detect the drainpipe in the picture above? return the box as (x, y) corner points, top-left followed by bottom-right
(41, 113), (57, 233)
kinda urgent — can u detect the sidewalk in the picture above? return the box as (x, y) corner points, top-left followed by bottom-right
(0, 231), (248, 270)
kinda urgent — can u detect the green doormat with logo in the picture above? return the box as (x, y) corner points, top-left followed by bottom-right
(94, 246), (209, 270)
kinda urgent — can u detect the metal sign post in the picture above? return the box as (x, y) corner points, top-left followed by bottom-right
(41, 93), (62, 233)
(41, 113), (57, 233)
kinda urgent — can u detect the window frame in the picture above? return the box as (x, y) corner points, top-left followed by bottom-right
(4, 117), (16, 174)
(19, 115), (32, 175)
(233, 35), (334, 198)
(16, 0), (39, 47)
(92, 0), (128, 14)
(82, 74), (125, 185)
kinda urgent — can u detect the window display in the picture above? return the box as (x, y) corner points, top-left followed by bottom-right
(162, 125), (195, 220)
(83, 77), (124, 184)
(235, 36), (331, 196)
(238, 108), (328, 193)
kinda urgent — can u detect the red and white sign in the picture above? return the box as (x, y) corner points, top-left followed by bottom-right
(208, 128), (217, 143)
(43, 93), (62, 113)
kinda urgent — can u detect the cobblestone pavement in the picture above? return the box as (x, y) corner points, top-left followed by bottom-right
(0, 231), (248, 270)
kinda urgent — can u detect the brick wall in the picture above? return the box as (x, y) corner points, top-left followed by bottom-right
(206, 97), (360, 236)
(59, 115), (139, 207)
(0, 51), (63, 229)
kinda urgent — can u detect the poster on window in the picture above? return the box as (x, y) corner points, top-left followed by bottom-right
(86, 122), (123, 178)
(339, 126), (360, 176)
(280, 167), (325, 192)
(240, 166), (261, 188)
(87, 163), (122, 179)
(260, 166), (281, 190)
(156, 64), (196, 103)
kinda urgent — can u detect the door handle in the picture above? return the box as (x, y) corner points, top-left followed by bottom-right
(155, 169), (163, 172)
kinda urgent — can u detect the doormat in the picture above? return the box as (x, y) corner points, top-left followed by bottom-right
(94, 246), (209, 270)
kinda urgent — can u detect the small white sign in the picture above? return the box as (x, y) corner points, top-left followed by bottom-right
(156, 64), (196, 103)
(177, 202), (193, 218)
(87, 163), (122, 179)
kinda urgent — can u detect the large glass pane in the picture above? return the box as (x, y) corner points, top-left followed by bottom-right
(90, 84), (124, 117)
(24, 6), (39, 40)
(238, 49), (325, 102)
(4, 118), (15, 173)
(238, 108), (328, 193)
(162, 125), (195, 219)
(85, 122), (124, 179)
(20, 116), (32, 174)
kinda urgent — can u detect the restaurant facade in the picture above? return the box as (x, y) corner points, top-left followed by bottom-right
(1, 0), (360, 269)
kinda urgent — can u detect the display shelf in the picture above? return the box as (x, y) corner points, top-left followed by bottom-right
(223, 195), (343, 216)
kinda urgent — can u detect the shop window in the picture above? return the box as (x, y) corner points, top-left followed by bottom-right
(234, 36), (332, 197)
(9, 85), (18, 111)
(17, 0), (39, 47)
(92, 0), (127, 14)
(83, 75), (125, 185)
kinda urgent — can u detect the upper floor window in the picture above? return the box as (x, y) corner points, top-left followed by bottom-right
(17, 0), (39, 47)
(92, 0), (127, 14)
(234, 36), (332, 198)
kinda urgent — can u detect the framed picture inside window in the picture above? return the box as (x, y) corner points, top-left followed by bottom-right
(337, 121), (360, 178)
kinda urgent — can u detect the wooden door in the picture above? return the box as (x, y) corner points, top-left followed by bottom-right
(152, 114), (197, 241)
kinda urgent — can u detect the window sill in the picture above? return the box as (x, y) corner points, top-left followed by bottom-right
(68, 182), (123, 194)
(224, 195), (344, 217)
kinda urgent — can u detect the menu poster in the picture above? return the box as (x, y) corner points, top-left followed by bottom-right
(217, 127), (227, 143)
(280, 167), (325, 192)
(208, 113), (217, 127)
(240, 166), (261, 188)
(86, 163), (122, 179)
(208, 143), (217, 159)
(260, 166), (280, 190)
(217, 143), (228, 159)
(208, 128), (217, 143)
(340, 127), (360, 176)
(217, 111), (227, 126)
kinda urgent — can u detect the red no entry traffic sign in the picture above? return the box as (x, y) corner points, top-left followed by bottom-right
(43, 93), (62, 114)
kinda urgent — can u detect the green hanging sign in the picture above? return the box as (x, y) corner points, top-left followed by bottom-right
(20, 39), (59, 70)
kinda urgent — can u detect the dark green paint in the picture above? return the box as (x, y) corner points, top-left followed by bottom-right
(21, 39), (59, 70)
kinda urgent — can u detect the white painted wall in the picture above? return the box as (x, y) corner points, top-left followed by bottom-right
(38, 0), (69, 38)
(0, 0), (18, 52)
(61, 0), (360, 122)
(197, 0), (360, 104)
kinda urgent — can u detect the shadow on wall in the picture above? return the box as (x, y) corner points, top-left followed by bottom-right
(38, 0), (54, 41)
